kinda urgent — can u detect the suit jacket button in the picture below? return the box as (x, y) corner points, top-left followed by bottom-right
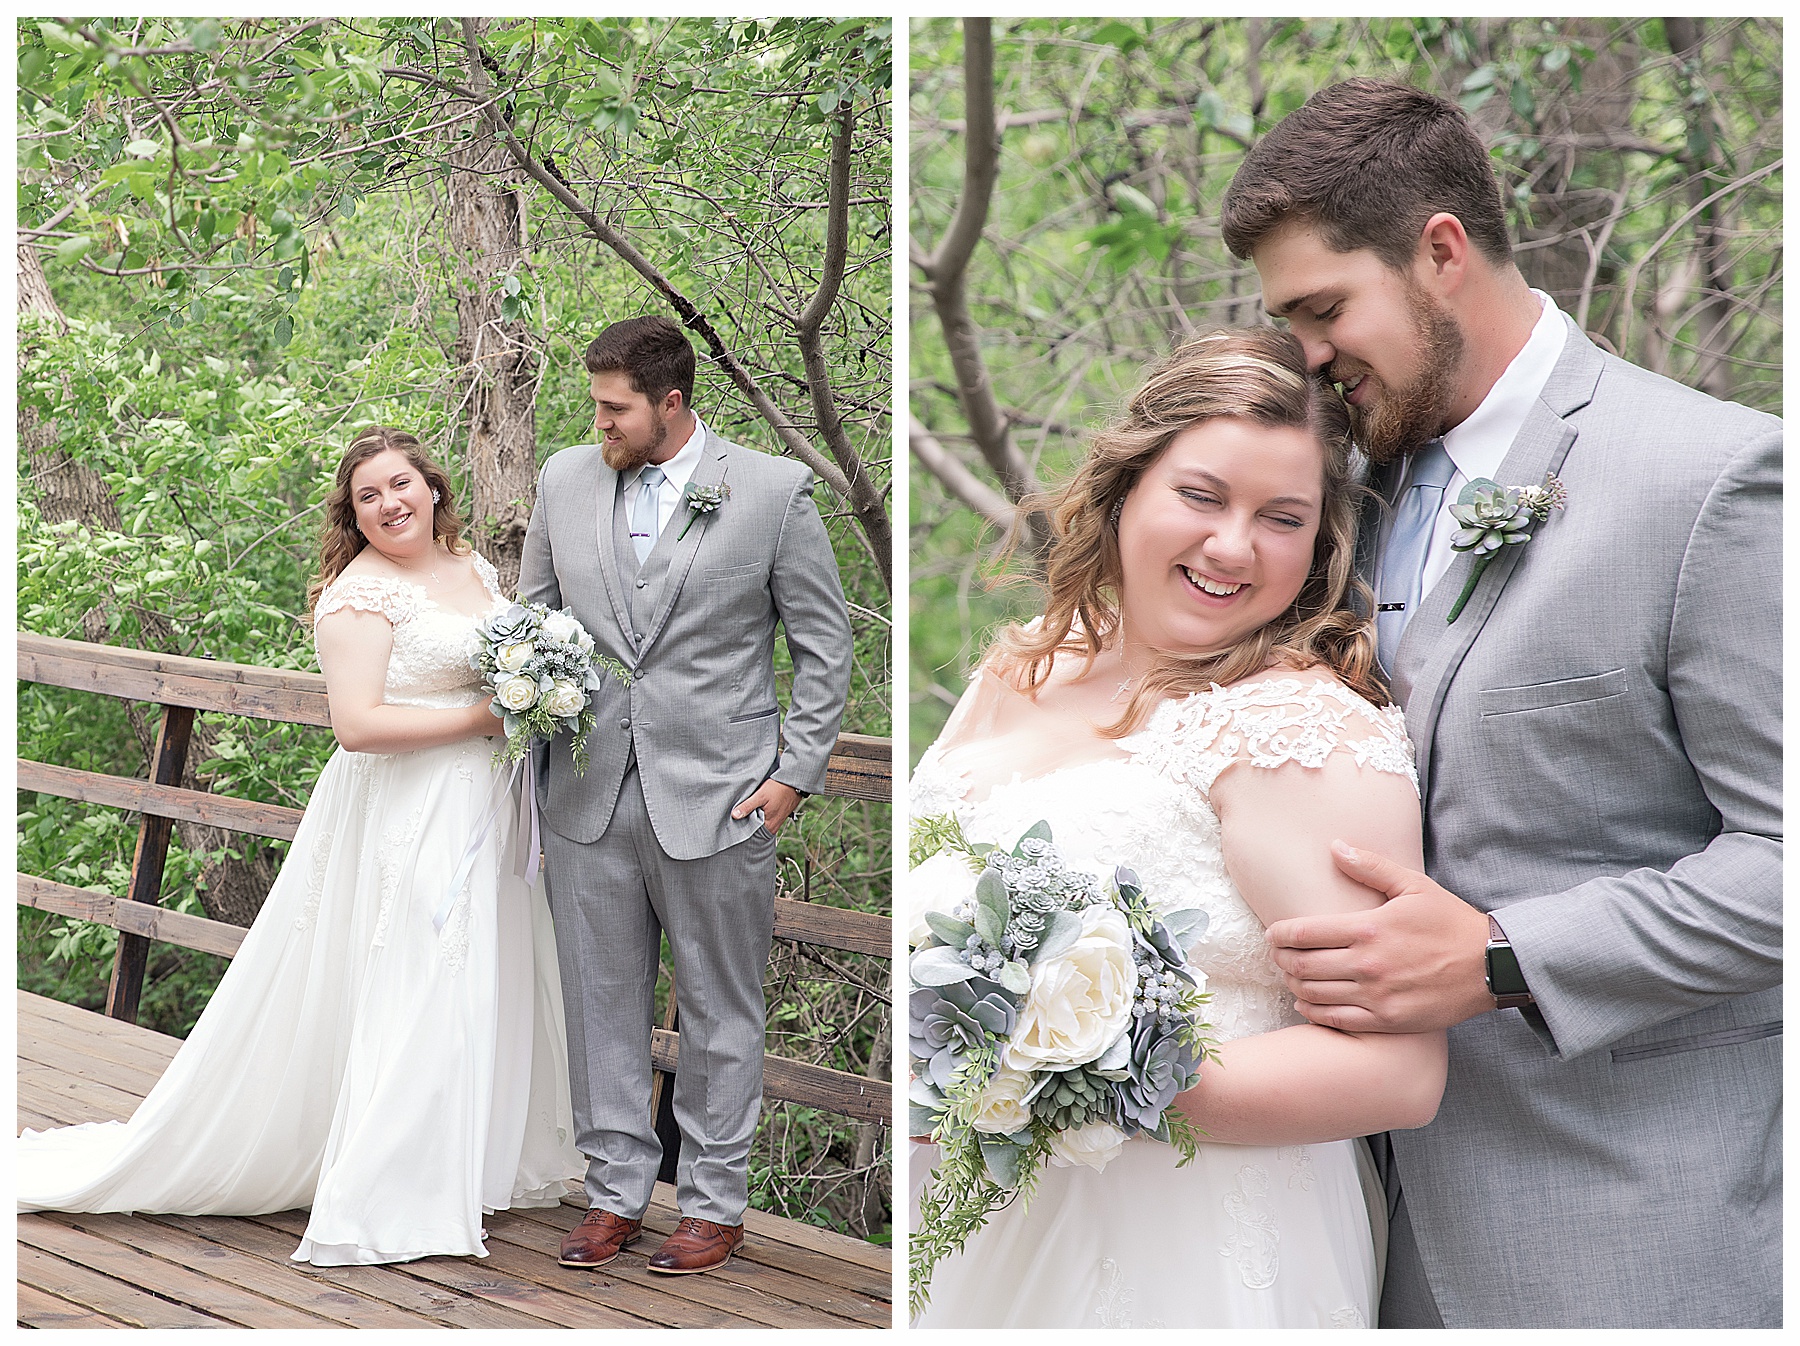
(636, 578), (647, 588)
(618, 718), (631, 730)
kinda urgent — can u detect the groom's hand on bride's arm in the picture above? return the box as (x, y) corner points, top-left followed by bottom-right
(1264, 842), (1496, 1034)
(732, 778), (802, 834)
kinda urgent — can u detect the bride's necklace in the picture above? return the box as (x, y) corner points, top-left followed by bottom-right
(1109, 634), (1147, 704)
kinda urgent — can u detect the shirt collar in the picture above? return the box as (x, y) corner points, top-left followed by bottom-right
(630, 416), (706, 493)
(1440, 290), (1568, 486)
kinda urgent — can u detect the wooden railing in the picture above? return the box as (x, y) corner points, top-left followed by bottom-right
(17, 632), (894, 1133)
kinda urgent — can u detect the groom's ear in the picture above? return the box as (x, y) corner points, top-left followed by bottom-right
(1416, 212), (1472, 296)
(660, 387), (686, 417)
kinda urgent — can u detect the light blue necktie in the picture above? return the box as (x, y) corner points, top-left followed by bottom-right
(1375, 439), (1456, 672)
(631, 464), (666, 564)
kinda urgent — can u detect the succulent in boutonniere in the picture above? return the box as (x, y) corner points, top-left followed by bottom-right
(1444, 473), (1568, 623)
(676, 481), (731, 540)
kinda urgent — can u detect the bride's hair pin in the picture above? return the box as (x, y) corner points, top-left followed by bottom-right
(1109, 494), (1126, 529)
(431, 488), (441, 504)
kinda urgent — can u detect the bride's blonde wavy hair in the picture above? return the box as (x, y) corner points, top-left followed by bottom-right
(990, 327), (1386, 734)
(306, 426), (470, 613)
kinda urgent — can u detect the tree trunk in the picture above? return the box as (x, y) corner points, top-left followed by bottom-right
(449, 18), (541, 597)
(19, 242), (118, 533)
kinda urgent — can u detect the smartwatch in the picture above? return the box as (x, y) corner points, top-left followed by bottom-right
(1484, 914), (1534, 1010)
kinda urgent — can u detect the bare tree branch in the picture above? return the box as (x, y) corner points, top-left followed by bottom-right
(913, 19), (1049, 556)
(793, 100), (894, 589)
(910, 415), (1019, 535)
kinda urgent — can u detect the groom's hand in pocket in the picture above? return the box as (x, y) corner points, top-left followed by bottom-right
(732, 779), (802, 834)
(1264, 842), (1495, 1033)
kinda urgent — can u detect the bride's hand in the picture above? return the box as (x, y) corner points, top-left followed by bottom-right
(471, 695), (501, 738)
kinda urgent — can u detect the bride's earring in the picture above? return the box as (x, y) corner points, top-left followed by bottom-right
(431, 488), (441, 505)
(1109, 495), (1125, 530)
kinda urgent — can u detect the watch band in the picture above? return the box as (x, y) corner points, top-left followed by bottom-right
(1484, 914), (1534, 1010)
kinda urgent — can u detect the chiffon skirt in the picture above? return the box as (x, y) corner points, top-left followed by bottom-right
(912, 1134), (1385, 1328)
(17, 739), (582, 1265)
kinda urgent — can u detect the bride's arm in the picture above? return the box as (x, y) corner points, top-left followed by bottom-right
(1171, 751), (1447, 1145)
(315, 608), (496, 754)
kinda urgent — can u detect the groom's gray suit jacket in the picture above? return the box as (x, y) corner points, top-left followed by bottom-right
(519, 426), (852, 860)
(1378, 316), (1781, 1327)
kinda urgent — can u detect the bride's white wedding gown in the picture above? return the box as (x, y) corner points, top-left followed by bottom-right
(18, 556), (582, 1265)
(910, 670), (1416, 1328)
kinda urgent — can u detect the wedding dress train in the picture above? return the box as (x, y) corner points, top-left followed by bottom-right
(910, 670), (1415, 1327)
(17, 557), (582, 1265)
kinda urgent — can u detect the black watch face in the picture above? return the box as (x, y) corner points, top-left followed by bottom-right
(1486, 944), (1529, 999)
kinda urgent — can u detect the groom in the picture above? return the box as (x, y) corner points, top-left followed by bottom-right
(519, 315), (852, 1274)
(1223, 81), (1780, 1327)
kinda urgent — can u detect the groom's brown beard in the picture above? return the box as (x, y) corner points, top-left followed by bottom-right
(600, 411), (669, 471)
(1342, 284), (1465, 465)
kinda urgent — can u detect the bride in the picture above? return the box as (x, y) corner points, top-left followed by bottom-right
(910, 328), (1445, 1328)
(18, 426), (581, 1265)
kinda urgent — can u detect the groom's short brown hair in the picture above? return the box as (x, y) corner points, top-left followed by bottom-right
(1221, 78), (1514, 273)
(583, 315), (696, 408)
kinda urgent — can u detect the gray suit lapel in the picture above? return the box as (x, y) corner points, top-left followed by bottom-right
(585, 452), (636, 657)
(1397, 317), (1604, 795)
(638, 430), (732, 656)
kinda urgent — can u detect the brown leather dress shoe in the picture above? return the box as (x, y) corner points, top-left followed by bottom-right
(558, 1208), (642, 1268)
(645, 1217), (744, 1275)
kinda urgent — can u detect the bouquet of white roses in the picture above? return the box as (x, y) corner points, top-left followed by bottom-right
(469, 600), (630, 774)
(907, 815), (1215, 1316)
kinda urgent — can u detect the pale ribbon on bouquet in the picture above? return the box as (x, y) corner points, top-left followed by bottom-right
(433, 754), (543, 933)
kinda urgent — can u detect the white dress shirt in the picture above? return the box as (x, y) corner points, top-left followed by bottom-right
(1419, 291), (1568, 595)
(625, 415), (706, 538)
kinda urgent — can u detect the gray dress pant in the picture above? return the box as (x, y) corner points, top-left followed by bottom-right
(543, 762), (778, 1225)
(1369, 1131), (1446, 1328)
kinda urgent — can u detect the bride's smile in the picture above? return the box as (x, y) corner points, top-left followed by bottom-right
(1116, 416), (1323, 656)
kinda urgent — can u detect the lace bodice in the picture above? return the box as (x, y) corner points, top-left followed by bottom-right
(313, 554), (505, 710)
(910, 675), (1416, 1046)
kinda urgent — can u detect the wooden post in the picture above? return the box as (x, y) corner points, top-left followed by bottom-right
(105, 704), (194, 1023)
(650, 974), (682, 1185)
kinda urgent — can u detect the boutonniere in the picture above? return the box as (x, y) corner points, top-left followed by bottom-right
(1445, 474), (1568, 622)
(676, 481), (731, 540)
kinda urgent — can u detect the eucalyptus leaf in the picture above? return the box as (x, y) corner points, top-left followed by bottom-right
(975, 867), (1011, 929)
(979, 1137), (1025, 1189)
(923, 912), (976, 948)
(997, 959), (1031, 994)
(1158, 907), (1209, 945)
(1027, 908), (1084, 964)
(911, 946), (978, 987)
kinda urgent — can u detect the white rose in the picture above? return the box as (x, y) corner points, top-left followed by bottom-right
(495, 641), (535, 673)
(1046, 1119), (1127, 1171)
(542, 678), (585, 718)
(574, 627), (596, 654)
(1004, 905), (1135, 1073)
(541, 611), (581, 645)
(494, 673), (539, 711)
(970, 1064), (1035, 1135)
(907, 850), (979, 949)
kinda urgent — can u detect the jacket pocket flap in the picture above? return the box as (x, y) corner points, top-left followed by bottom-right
(1611, 1020), (1781, 1064)
(1478, 668), (1628, 717)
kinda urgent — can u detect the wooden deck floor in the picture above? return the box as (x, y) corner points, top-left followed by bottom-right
(17, 991), (893, 1328)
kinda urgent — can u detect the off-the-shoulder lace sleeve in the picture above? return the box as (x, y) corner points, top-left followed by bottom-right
(471, 551), (504, 603)
(1122, 675), (1417, 799)
(313, 574), (422, 626)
